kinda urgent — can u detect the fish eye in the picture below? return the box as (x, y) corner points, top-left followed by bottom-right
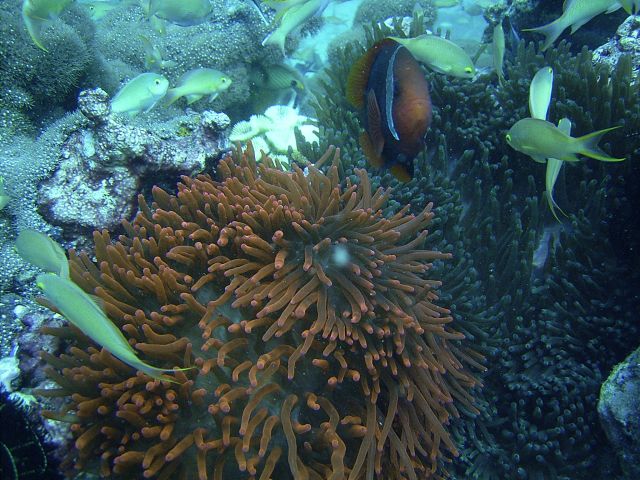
(505, 134), (511, 142)
(465, 67), (473, 73)
(155, 79), (160, 85)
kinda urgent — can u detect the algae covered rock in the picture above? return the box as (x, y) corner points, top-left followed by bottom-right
(598, 345), (640, 479)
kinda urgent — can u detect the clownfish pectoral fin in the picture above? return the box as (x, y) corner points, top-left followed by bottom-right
(390, 164), (412, 182)
(346, 45), (380, 108)
(366, 90), (385, 156)
(360, 133), (385, 169)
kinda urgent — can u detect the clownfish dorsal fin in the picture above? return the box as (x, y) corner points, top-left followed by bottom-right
(366, 89), (385, 157)
(346, 46), (378, 108)
(390, 164), (412, 182)
(359, 133), (385, 168)
(347, 39), (396, 109)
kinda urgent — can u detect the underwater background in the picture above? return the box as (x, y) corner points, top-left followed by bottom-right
(0, 1), (639, 479)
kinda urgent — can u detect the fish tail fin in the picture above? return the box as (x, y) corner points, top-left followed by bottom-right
(390, 164), (412, 183)
(22, 11), (48, 51)
(523, 18), (567, 51)
(544, 157), (567, 223)
(164, 88), (182, 106)
(544, 189), (567, 223)
(575, 126), (625, 162)
(262, 30), (286, 55)
(127, 354), (196, 384)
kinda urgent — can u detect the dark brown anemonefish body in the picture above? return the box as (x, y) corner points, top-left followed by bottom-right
(346, 38), (432, 182)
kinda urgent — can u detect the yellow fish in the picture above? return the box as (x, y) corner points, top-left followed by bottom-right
(527, 67), (566, 221)
(165, 68), (232, 105)
(390, 35), (475, 78)
(262, 0), (330, 54)
(36, 273), (180, 382)
(111, 72), (169, 115)
(506, 118), (624, 163)
(22, 0), (73, 51)
(525, 0), (621, 51)
(619, 0), (640, 14)
(15, 229), (70, 278)
(148, 0), (212, 26)
(434, 0), (460, 7)
(140, 34), (176, 71)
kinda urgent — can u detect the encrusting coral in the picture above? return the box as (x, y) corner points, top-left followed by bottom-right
(36, 144), (483, 479)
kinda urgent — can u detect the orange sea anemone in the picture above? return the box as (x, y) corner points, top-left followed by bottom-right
(38, 144), (483, 479)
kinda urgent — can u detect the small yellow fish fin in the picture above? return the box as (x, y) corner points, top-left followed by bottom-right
(186, 94), (204, 105)
(262, 29), (286, 55)
(544, 157), (566, 223)
(575, 126), (625, 162)
(359, 133), (385, 169)
(605, 2), (623, 14)
(164, 88), (181, 106)
(390, 164), (412, 183)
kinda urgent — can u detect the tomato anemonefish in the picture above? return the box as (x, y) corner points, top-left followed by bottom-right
(346, 38), (432, 182)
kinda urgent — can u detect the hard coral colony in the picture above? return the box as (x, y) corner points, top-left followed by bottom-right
(38, 145), (482, 479)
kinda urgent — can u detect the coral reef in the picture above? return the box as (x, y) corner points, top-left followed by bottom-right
(37, 88), (230, 232)
(92, 0), (274, 117)
(229, 104), (319, 166)
(594, 15), (640, 83)
(355, 0), (435, 26)
(35, 144), (482, 479)
(598, 345), (640, 480)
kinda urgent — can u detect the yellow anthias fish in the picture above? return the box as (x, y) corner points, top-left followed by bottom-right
(165, 68), (232, 105)
(525, 0), (621, 51)
(111, 72), (169, 115)
(139, 34), (176, 71)
(263, 0), (308, 12)
(148, 0), (212, 26)
(434, 0), (460, 7)
(506, 118), (624, 163)
(492, 23), (505, 85)
(527, 66), (565, 221)
(390, 35), (475, 79)
(262, 0), (330, 54)
(36, 273), (181, 382)
(15, 229), (70, 278)
(22, 0), (73, 51)
(619, 0), (640, 14)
